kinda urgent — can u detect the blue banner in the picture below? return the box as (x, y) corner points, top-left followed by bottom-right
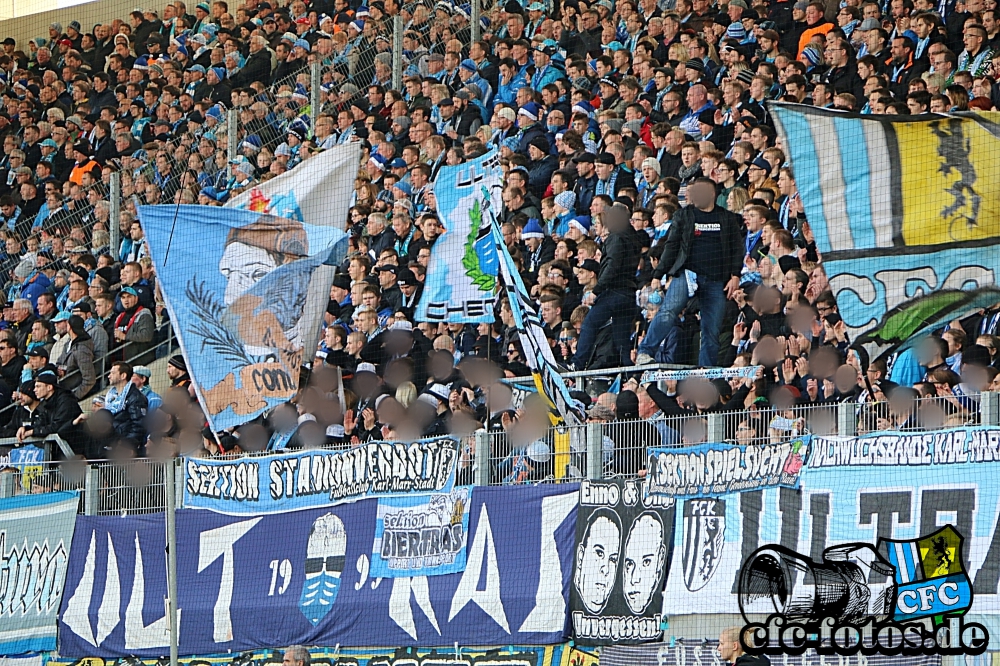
(662, 426), (1000, 617)
(646, 437), (808, 498)
(138, 204), (349, 432)
(58, 485), (578, 657)
(371, 487), (472, 578)
(0, 492), (78, 656)
(182, 437), (459, 514)
(415, 149), (501, 323)
(823, 243), (998, 339)
(58, 512), (167, 657)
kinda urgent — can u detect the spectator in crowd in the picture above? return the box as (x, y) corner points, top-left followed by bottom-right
(0, 0), (985, 481)
(55, 314), (96, 398)
(17, 371), (81, 446)
(104, 362), (149, 445)
(130, 365), (162, 411)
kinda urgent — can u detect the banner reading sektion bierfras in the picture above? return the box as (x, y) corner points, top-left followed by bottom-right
(370, 486), (472, 578)
(182, 437), (459, 514)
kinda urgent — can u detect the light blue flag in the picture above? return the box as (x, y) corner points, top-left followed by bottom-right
(138, 205), (348, 431)
(415, 149), (501, 323)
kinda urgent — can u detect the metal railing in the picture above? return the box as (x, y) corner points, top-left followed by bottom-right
(5, 391), (997, 511)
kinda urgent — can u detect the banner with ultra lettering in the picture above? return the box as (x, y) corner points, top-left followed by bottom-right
(58, 485), (578, 657)
(182, 437), (459, 514)
(662, 426), (1000, 616)
(570, 479), (676, 645)
(0, 492), (77, 656)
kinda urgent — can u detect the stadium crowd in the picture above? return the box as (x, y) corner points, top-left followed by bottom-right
(0, 0), (1000, 482)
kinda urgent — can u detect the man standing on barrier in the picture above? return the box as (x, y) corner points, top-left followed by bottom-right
(571, 203), (640, 370)
(637, 178), (744, 367)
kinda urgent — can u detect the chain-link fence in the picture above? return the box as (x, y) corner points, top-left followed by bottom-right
(6, 391), (999, 510)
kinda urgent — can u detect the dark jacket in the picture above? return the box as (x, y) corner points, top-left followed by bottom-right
(58, 334), (97, 399)
(0, 355), (25, 389)
(31, 387), (82, 438)
(593, 229), (641, 296)
(653, 204), (743, 281)
(526, 154), (559, 200)
(233, 49), (271, 86)
(111, 383), (149, 444)
(734, 653), (771, 666)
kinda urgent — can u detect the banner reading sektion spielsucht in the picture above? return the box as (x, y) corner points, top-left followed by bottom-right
(645, 437), (808, 498)
(0, 492), (78, 656)
(182, 437), (459, 514)
(570, 479), (676, 645)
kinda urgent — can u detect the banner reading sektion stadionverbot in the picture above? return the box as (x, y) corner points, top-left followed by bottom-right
(182, 437), (460, 514)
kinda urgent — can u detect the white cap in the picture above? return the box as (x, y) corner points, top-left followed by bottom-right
(356, 362), (377, 375)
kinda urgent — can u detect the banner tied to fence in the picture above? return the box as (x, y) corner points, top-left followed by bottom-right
(182, 437), (460, 514)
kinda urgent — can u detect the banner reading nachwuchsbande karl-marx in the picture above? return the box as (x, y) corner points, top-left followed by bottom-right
(182, 437), (459, 514)
(570, 479), (676, 645)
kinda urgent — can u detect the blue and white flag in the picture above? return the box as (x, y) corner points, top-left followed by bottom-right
(415, 149), (501, 323)
(139, 204), (349, 431)
(492, 217), (583, 427)
(225, 144), (360, 230)
(770, 103), (1000, 253)
(371, 486), (471, 578)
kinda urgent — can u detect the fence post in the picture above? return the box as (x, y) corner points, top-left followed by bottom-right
(391, 14), (404, 90)
(109, 171), (121, 259)
(586, 421), (603, 480)
(310, 60), (321, 132)
(982, 391), (999, 426)
(84, 465), (100, 516)
(707, 413), (726, 443)
(837, 401), (858, 437)
(165, 459), (179, 666)
(226, 108), (240, 166)
(474, 429), (490, 486)
(0, 473), (14, 498)
(471, 0), (480, 43)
